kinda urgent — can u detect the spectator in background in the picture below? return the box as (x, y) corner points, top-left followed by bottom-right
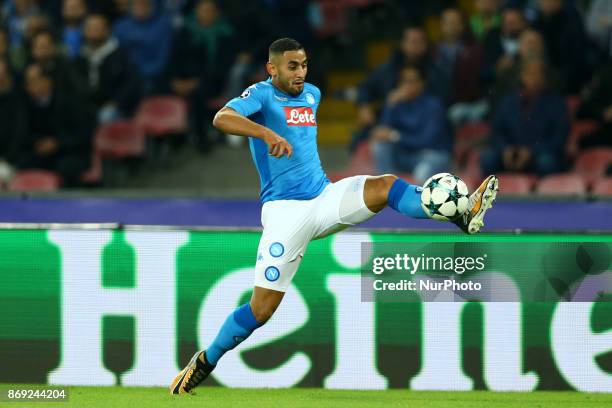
(0, 26), (9, 62)
(586, 0), (612, 60)
(10, 13), (51, 71)
(470, 0), (501, 42)
(482, 8), (527, 86)
(112, 0), (130, 19)
(161, 0), (196, 28)
(61, 0), (87, 59)
(433, 8), (486, 126)
(17, 63), (94, 186)
(575, 61), (612, 149)
(1, 0), (39, 47)
(351, 26), (439, 151)
(114, 0), (172, 94)
(76, 13), (141, 124)
(370, 66), (452, 184)
(492, 29), (555, 101)
(532, 0), (591, 93)
(168, 0), (237, 151)
(0, 58), (24, 181)
(481, 58), (569, 176)
(30, 29), (89, 98)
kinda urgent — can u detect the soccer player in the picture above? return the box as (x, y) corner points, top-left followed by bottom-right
(170, 38), (498, 394)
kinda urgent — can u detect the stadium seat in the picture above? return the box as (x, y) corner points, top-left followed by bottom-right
(94, 120), (146, 159)
(455, 122), (490, 142)
(496, 173), (535, 194)
(314, 0), (349, 38)
(573, 147), (612, 183)
(565, 95), (581, 119)
(567, 120), (598, 155)
(592, 178), (612, 196)
(135, 96), (188, 137)
(351, 141), (372, 165)
(454, 122), (490, 166)
(9, 170), (61, 192)
(536, 173), (587, 195)
(461, 150), (483, 179)
(80, 152), (102, 184)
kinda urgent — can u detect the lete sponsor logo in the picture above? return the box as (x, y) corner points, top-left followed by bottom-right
(284, 107), (316, 126)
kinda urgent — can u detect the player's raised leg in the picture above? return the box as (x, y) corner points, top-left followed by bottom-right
(363, 173), (498, 234)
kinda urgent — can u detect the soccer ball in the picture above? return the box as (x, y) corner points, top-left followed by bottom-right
(420, 173), (469, 221)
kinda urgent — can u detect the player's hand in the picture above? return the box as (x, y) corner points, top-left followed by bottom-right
(264, 131), (293, 158)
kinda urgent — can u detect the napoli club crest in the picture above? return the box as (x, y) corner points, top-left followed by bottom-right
(305, 92), (315, 105)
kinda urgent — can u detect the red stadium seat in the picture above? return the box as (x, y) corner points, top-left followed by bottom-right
(567, 120), (598, 155)
(348, 141), (375, 173)
(351, 141), (372, 165)
(536, 173), (587, 195)
(496, 173), (536, 194)
(592, 178), (612, 196)
(80, 152), (102, 184)
(9, 170), (61, 192)
(573, 148), (612, 183)
(136, 96), (188, 137)
(94, 120), (146, 159)
(462, 150), (483, 179)
(454, 122), (490, 167)
(328, 142), (376, 182)
(565, 95), (581, 119)
(455, 122), (490, 142)
(315, 0), (349, 38)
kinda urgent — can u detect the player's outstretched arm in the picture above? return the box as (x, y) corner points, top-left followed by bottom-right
(213, 107), (293, 158)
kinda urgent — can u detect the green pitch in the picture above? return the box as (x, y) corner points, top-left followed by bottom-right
(2, 386), (612, 408)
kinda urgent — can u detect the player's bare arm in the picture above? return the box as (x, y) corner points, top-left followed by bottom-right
(213, 107), (293, 158)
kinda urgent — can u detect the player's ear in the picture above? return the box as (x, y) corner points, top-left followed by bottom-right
(266, 61), (276, 77)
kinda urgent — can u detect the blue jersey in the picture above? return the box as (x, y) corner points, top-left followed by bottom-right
(226, 79), (330, 203)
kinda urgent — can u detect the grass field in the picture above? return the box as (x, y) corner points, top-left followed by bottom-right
(2, 385), (612, 407)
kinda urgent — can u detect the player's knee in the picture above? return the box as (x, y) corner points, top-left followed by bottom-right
(364, 174), (398, 212)
(367, 174), (397, 199)
(379, 174), (398, 191)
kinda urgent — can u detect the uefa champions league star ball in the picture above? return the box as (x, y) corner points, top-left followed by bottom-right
(420, 173), (469, 221)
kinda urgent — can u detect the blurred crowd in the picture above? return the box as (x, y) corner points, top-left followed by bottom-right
(0, 0), (314, 186)
(0, 0), (611, 191)
(355, 0), (612, 186)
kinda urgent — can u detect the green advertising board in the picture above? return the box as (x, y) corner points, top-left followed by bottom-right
(0, 229), (610, 392)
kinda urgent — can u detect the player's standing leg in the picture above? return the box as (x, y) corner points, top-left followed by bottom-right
(170, 199), (311, 395)
(169, 286), (283, 394)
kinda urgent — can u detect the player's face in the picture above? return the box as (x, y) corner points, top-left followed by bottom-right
(270, 49), (308, 96)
